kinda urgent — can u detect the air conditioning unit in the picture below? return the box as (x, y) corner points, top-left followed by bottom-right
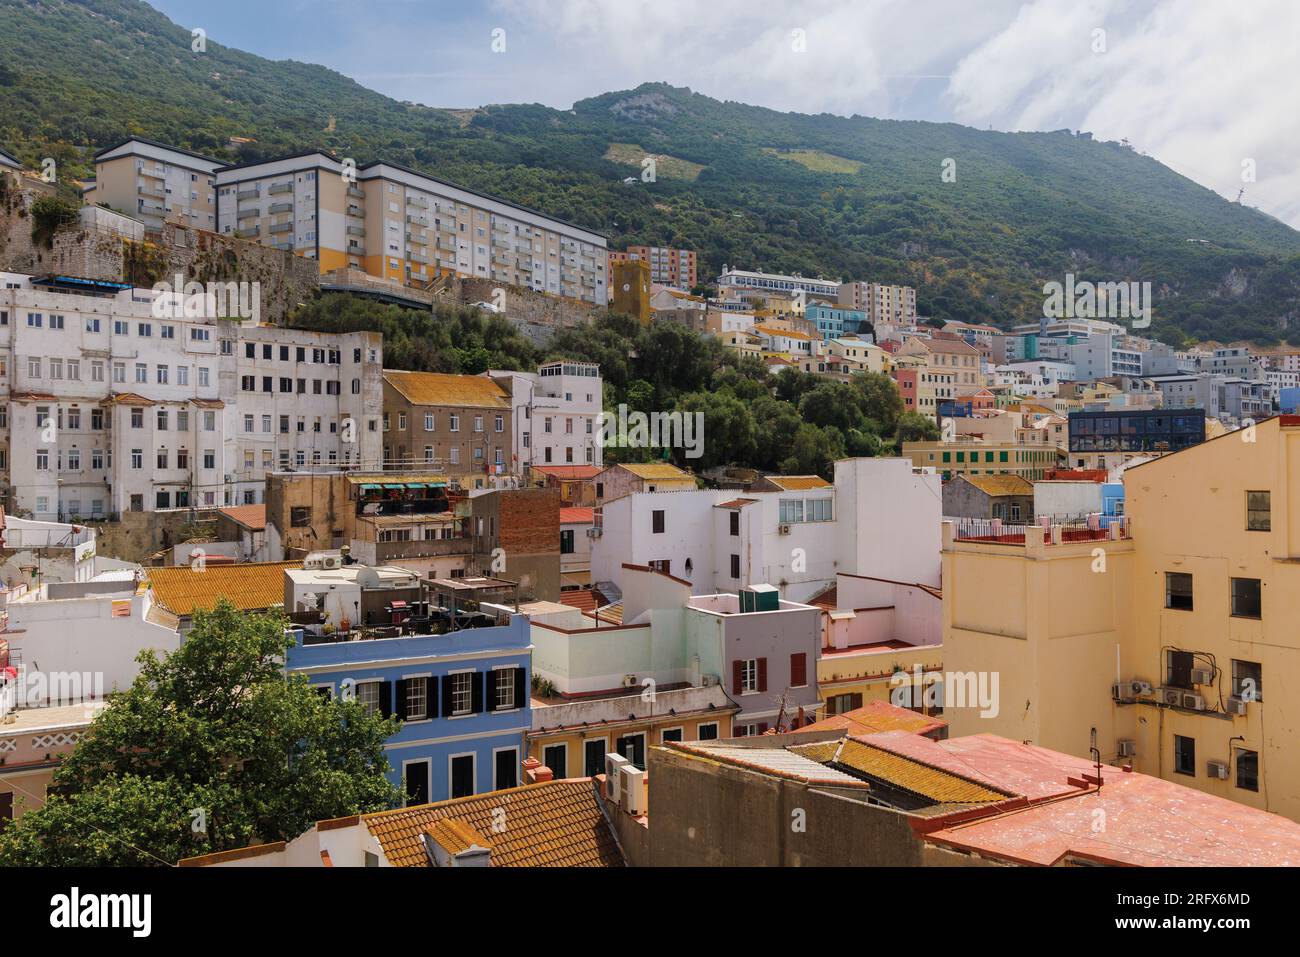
(1207, 760), (1229, 780)
(587, 527), (602, 538)
(620, 765), (646, 815)
(778, 524), (791, 535)
(1117, 739), (1137, 757)
(700, 674), (719, 688)
(1159, 687), (1184, 706)
(604, 753), (630, 804)
(1182, 692), (1206, 711)
(1130, 679), (1154, 696)
(1225, 696), (1248, 716)
(1190, 667), (1214, 685)
(622, 674), (637, 688)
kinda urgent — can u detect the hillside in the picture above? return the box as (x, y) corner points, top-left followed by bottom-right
(2, 0), (1299, 343)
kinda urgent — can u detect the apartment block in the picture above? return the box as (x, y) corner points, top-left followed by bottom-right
(716, 267), (839, 301)
(608, 245), (697, 289)
(839, 281), (917, 326)
(90, 138), (222, 232)
(215, 153), (607, 303)
(0, 273), (381, 518)
(900, 438), (1062, 481)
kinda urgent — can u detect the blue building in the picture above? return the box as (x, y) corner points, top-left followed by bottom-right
(286, 578), (532, 807)
(1099, 482), (1125, 530)
(805, 302), (867, 340)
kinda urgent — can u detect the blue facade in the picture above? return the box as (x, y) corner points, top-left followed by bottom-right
(286, 615), (532, 806)
(1100, 482), (1125, 530)
(1281, 387), (1300, 414)
(805, 303), (867, 340)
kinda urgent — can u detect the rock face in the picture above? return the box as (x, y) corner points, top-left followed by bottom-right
(0, 180), (318, 323)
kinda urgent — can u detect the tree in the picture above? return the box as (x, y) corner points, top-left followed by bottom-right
(675, 390), (756, 469)
(850, 371), (904, 435)
(895, 411), (940, 446)
(0, 601), (399, 866)
(798, 381), (866, 434)
(779, 422), (846, 478)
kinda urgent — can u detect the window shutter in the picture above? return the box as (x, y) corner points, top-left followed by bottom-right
(758, 658), (768, 693)
(732, 660), (744, 695)
(441, 675), (455, 717)
(470, 672), (484, 714)
(379, 681), (393, 719)
(395, 679), (408, 720)
(426, 676), (438, 719)
(484, 670), (500, 712)
(790, 653), (807, 687)
(757, 723), (769, 735)
(513, 667), (527, 710)
(850, 692), (863, 710)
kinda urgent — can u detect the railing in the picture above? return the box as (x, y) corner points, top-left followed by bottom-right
(949, 515), (1130, 545)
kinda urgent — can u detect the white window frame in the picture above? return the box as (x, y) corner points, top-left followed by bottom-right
(491, 745), (520, 791)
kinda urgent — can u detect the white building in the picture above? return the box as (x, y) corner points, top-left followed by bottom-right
(716, 267), (840, 300)
(488, 360), (602, 474)
(0, 272), (382, 518)
(590, 458), (942, 603)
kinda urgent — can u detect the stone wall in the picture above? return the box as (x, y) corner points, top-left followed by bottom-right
(454, 276), (602, 329)
(89, 510), (219, 565)
(0, 180), (318, 324)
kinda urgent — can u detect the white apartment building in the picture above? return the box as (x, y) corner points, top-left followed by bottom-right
(488, 360), (603, 473)
(590, 458), (941, 603)
(90, 138), (222, 232)
(0, 273), (382, 518)
(716, 267), (840, 300)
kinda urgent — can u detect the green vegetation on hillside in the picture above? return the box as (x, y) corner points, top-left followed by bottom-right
(2, 0), (1298, 343)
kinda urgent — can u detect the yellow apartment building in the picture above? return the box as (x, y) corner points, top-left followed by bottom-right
(212, 151), (607, 302)
(90, 137), (222, 232)
(942, 415), (1300, 821)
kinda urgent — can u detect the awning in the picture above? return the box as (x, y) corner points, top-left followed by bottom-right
(359, 484), (381, 491)
(404, 482), (427, 490)
(381, 483), (405, 490)
(388, 600), (408, 609)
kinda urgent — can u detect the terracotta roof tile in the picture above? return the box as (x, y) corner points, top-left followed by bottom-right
(799, 701), (947, 737)
(765, 475), (832, 490)
(611, 462), (694, 482)
(218, 504), (266, 531)
(384, 371), (510, 409)
(559, 507), (595, 524)
(363, 780), (624, 867)
(147, 561), (301, 617)
(958, 474), (1034, 496)
(791, 738), (1011, 804)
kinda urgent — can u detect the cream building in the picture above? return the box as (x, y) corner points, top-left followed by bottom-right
(943, 416), (1300, 821)
(214, 153), (607, 303)
(90, 138), (222, 232)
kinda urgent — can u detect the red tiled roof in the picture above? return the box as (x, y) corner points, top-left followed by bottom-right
(219, 504), (266, 531)
(801, 701), (947, 738)
(715, 498), (758, 509)
(560, 589), (602, 613)
(559, 507), (595, 524)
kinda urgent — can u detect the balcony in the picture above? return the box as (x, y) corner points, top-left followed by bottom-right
(348, 185), (366, 199)
(236, 187), (260, 200)
(270, 240), (294, 250)
(235, 225), (260, 239)
(407, 195), (429, 209)
(138, 183), (165, 198)
(236, 207), (260, 220)
(347, 205), (364, 218)
(408, 252), (429, 264)
(137, 164), (166, 179)
(268, 222), (293, 234)
(347, 225), (366, 237)
(268, 182), (293, 195)
(268, 201), (293, 214)
(946, 516), (1130, 547)
(407, 214), (429, 227)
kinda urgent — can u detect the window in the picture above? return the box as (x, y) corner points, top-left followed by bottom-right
(560, 528), (575, 554)
(651, 510), (665, 534)
(449, 414), (459, 432)
(35, 449), (48, 471)
(157, 409), (169, 430)
(135, 363), (147, 383)
(424, 412), (434, 431)
(177, 448), (189, 469)
(401, 677), (428, 721)
(1232, 660), (1262, 703)
(1165, 649), (1194, 690)
(1165, 572), (1193, 611)
(27, 357), (39, 378)
(130, 408), (144, 429)
(494, 748), (519, 790)
(697, 723), (719, 741)
(493, 668), (516, 711)
(177, 410), (189, 431)
(1173, 735), (1195, 776)
(730, 554), (740, 579)
(779, 499), (805, 524)
(290, 507), (311, 527)
(130, 449), (143, 470)
(397, 412), (407, 431)
(355, 681), (382, 716)
(157, 448), (169, 469)
(729, 511), (740, 536)
(1236, 749), (1259, 792)
(451, 672), (474, 715)
(203, 449), (215, 469)
(450, 754), (475, 799)
(1231, 578), (1262, 619)
(86, 317), (101, 333)
(1246, 491), (1271, 531)
(806, 498), (833, 522)
(740, 658), (759, 694)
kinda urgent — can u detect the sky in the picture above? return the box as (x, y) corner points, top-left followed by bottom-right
(150, 0), (1300, 228)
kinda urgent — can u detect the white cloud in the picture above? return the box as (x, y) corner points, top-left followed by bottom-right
(485, 0), (1300, 227)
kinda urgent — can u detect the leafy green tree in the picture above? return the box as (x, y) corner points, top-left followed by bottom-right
(895, 411), (940, 445)
(850, 371), (905, 434)
(750, 395), (805, 472)
(675, 390), (756, 469)
(798, 382), (866, 434)
(0, 601), (399, 866)
(779, 422), (846, 478)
